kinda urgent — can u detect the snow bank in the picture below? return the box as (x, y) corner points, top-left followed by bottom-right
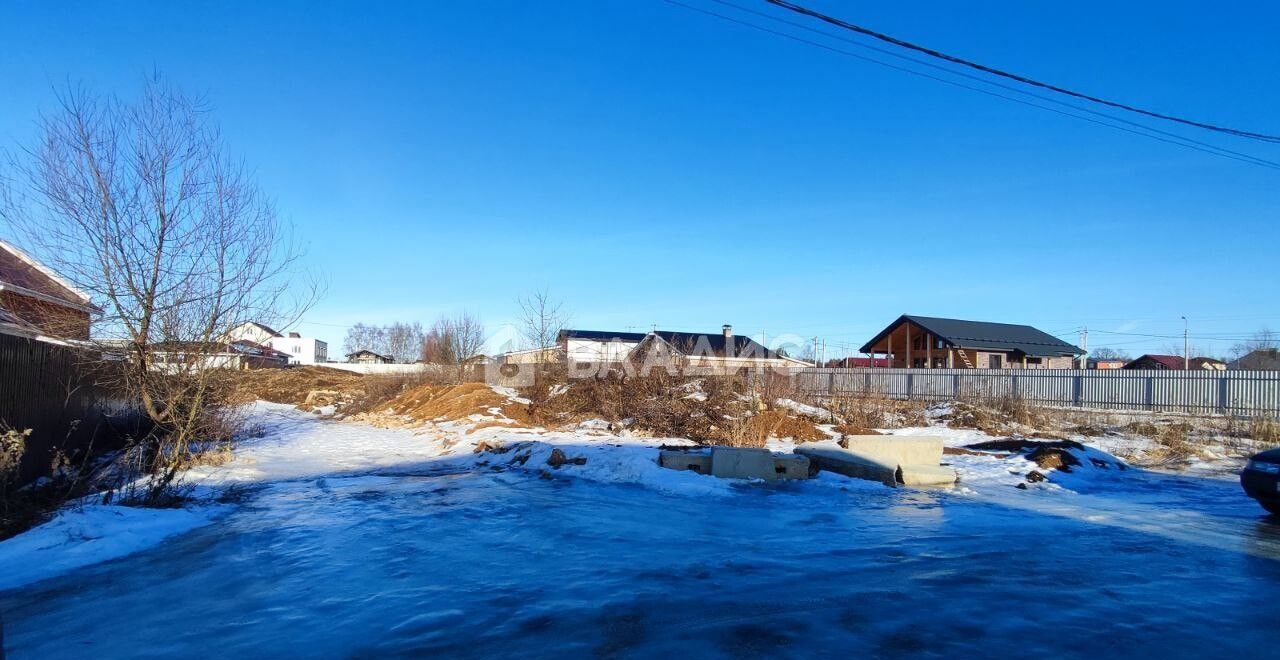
(0, 504), (223, 591)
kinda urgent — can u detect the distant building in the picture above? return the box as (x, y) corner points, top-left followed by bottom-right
(859, 315), (1083, 369)
(1230, 349), (1280, 370)
(224, 322), (329, 365)
(0, 239), (99, 339)
(630, 325), (803, 372)
(1087, 358), (1127, 370)
(152, 340), (291, 371)
(1123, 354), (1226, 370)
(346, 349), (394, 364)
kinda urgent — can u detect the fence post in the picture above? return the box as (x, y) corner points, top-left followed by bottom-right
(1144, 374), (1155, 412)
(953, 373), (961, 399)
(828, 371), (836, 396)
(906, 372), (914, 400)
(1011, 374), (1019, 398)
(1072, 373), (1083, 408)
(1218, 375), (1229, 415)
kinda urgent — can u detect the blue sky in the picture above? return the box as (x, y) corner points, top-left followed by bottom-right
(2, 1), (1278, 358)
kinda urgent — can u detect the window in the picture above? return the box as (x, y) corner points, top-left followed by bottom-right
(988, 354), (1002, 369)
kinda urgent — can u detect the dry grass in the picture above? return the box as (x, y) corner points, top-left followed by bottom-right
(227, 366), (366, 408)
(827, 392), (926, 430)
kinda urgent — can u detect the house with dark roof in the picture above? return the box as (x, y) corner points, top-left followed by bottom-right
(346, 349), (394, 365)
(555, 325), (806, 373)
(859, 315), (1084, 369)
(0, 239), (99, 339)
(1230, 349), (1280, 370)
(1124, 354), (1226, 371)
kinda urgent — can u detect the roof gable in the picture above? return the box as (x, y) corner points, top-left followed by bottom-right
(0, 240), (95, 311)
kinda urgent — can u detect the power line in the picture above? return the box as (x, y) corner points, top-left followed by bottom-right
(763, 0), (1280, 143)
(660, 0), (1280, 170)
(701, 0), (1280, 169)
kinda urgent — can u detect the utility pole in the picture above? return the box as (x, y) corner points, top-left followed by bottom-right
(1080, 326), (1088, 369)
(812, 336), (820, 366)
(1182, 316), (1189, 370)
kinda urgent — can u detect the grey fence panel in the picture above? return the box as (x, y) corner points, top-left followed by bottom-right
(797, 367), (1280, 416)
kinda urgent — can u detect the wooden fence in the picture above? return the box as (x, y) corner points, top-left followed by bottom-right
(0, 333), (142, 486)
(797, 367), (1280, 416)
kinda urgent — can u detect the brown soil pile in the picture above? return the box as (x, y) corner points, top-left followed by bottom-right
(228, 366), (366, 407)
(380, 382), (534, 425)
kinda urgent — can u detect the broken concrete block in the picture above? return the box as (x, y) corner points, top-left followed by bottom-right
(658, 449), (712, 474)
(773, 454), (810, 480)
(795, 445), (899, 486)
(898, 464), (959, 487)
(711, 447), (780, 481)
(842, 435), (945, 466)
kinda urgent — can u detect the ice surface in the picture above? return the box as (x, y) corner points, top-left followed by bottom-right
(3, 403), (1280, 657)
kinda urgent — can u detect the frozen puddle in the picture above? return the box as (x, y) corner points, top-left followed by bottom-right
(5, 458), (1280, 657)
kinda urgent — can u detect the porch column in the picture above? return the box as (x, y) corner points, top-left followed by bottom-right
(887, 334), (893, 369)
(905, 325), (912, 369)
(926, 333), (932, 368)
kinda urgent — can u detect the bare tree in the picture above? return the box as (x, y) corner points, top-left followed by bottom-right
(1089, 347), (1130, 360)
(1230, 328), (1279, 361)
(517, 288), (568, 350)
(419, 313), (485, 379)
(342, 321), (422, 363)
(343, 322), (385, 358)
(383, 322), (424, 363)
(0, 77), (313, 499)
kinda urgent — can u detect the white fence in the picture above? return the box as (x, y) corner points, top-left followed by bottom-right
(321, 363), (452, 376)
(797, 368), (1280, 416)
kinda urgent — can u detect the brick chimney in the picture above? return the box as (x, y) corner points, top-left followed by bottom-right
(722, 324), (733, 339)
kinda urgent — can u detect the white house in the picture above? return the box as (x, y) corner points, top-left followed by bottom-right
(224, 321), (330, 365)
(268, 332), (329, 365)
(557, 329), (647, 363)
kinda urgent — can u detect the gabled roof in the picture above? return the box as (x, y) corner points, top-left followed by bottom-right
(234, 321), (282, 338)
(1123, 354), (1183, 370)
(861, 315), (1083, 357)
(1232, 349), (1280, 370)
(645, 331), (780, 359)
(0, 239), (98, 312)
(346, 349), (393, 360)
(558, 329), (648, 343)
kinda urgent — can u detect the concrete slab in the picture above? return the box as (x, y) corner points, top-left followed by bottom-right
(842, 435), (945, 466)
(795, 445), (898, 486)
(711, 447), (781, 481)
(773, 454), (811, 480)
(658, 450), (712, 474)
(899, 464), (959, 487)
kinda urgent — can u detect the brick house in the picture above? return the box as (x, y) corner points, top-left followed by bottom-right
(0, 240), (98, 339)
(859, 315), (1083, 369)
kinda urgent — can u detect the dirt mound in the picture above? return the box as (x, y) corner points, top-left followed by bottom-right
(380, 383), (533, 425)
(229, 366), (365, 407)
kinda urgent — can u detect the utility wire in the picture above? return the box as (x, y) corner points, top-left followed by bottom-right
(703, 0), (1280, 169)
(662, 0), (1280, 170)
(763, 0), (1280, 143)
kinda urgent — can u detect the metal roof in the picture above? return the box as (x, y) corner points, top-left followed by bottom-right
(558, 329), (648, 343)
(860, 315), (1084, 357)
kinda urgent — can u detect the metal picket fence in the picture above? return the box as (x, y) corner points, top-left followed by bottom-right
(796, 368), (1280, 416)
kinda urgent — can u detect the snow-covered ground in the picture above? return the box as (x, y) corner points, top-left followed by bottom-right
(3, 401), (1279, 656)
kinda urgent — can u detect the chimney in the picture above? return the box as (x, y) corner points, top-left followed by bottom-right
(288, 332), (301, 338)
(722, 324), (733, 339)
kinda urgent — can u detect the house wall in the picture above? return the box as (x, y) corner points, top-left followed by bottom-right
(0, 290), (90, 339)
(225, 322), (278, 345)
(563, 338), (640, 363)
(268, 336), (329, 364)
